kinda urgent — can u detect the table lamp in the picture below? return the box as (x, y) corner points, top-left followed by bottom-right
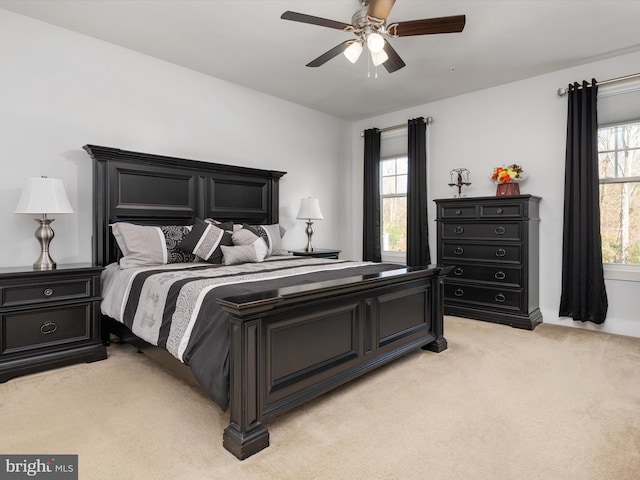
(296, 197), (324, 252)
(14, 176), (74, 270)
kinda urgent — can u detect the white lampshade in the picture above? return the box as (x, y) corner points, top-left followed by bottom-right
(366, 32), (385, 53)
(344, 41), (363, 64)
(370, 49), (389, 67)
(15, 177), (74, 214)
(296, 198), (324, 220)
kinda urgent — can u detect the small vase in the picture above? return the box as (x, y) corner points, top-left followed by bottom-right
(496, 182), (520, 196)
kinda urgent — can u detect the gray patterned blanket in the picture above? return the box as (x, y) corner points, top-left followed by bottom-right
(101, 258), (401, 410)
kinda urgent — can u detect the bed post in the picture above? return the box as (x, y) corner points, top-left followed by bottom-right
(422, 266), (452, 353)
(223, 315), (269, 460)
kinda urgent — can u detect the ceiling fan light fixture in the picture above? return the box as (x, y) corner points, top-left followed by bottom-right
(366, 32), (385, 53)
(344, 41), (364, 63)
(370, 49), (389, 66)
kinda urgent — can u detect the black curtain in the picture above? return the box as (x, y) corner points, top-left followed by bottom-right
(559, 80), (608, 323)
(406, 117), (431, 267)
(363, 128), (381, 262)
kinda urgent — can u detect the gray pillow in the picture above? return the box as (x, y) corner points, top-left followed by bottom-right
(111, 222), (195, 269)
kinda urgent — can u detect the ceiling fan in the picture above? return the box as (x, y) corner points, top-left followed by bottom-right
(280, 0), (466, 74)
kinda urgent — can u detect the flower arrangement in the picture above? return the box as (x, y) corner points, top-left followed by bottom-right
(490, 164), (525, 184)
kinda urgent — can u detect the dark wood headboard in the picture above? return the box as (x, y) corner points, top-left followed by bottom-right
(84, 145), (286, 266)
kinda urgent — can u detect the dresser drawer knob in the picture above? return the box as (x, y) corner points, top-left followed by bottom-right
(494, 226), (506, 235)
(453, 226), (464, 234)
(43, 288), (54, 297)
(40, 321), (58, 335)
(494, 271), (506, 280)
(453, 267), (464, 276)
(454, 247), (464, 255)
(496, 248), (507, 257)
(495, 293), (506, 303)
(455, 209), (462, 215)
(454, 288), (465, 297)
(496, 208), (504, 214)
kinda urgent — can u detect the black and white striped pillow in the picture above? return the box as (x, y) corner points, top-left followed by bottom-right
(178, 218), (232, 264)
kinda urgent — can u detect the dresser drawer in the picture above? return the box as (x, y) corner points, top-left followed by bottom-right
(1, 278), (93, 308)
(1, 304), (91, 355)
(439, 205), (477, 219)
(447, 264), (522, 286)
(444, 283), (523, 310)
(440, 222), (521, 241)
(479, 202), (524, 218)
(441, 242), (522, 264)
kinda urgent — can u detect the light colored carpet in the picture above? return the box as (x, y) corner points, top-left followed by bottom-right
(1, 316), (639, 480)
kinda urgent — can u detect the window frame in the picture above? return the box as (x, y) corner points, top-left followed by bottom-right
(379, 155), (408, 264)
(597, 120), (640, 282)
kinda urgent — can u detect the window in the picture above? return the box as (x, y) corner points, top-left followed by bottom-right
(598, 121), (640, 267)
(380, 156), (407, 256)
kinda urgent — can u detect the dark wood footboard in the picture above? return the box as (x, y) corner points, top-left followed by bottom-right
(218, 265), (450, 459)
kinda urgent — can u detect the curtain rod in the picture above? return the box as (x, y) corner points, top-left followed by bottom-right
(557, 72), (640, 96)
(359, 116), (433, 137)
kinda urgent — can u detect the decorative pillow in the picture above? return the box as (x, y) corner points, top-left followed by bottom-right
(178, 218), (232, 264)
(111, 223), (195, 269)
(230, 228), (268, 262)
(221, 245), (265, 265)
(245, 224), (289, 256)
(203, 219), (237, 232)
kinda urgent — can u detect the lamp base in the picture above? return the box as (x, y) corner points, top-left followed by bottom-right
(33, 216), (56, 270)
(304, 221), (315, 252)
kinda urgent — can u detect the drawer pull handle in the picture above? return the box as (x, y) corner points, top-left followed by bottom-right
(43, 288), (54, 297)
(453, 226), (464, 234)
(495, 293), (506, 303)
(495, 271), (506, 280)
(40, 321), (58, 335)
(455, 209), (462, 215)
(454, 267), (464, 276)
(496, 248), (507, 257)
(496, 208), (504, 214)
(494, 226), (506, 235)
(454, 247), (464, 255)
(454, 288), (465, 297)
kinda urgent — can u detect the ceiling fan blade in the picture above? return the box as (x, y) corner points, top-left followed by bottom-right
(390, 15), (466, 37)
(281, 11), (351, 31)
(306, 41), (352, 67)
(382, 41), (406, 73)
(367, 0), (396, 21)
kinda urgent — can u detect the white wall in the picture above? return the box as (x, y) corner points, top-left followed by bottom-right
(0, 9), (350, 268)
(351, 50), (640, 337)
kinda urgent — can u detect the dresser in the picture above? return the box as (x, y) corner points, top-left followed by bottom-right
(435, 195), (542, 330)
(0, 264), (107, 382)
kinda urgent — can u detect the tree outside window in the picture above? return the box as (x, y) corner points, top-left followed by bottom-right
(598, 121), (640, 265)
(380, 156), (407, 253)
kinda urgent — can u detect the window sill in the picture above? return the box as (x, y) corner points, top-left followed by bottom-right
(381, 252), (406, 265)
(604, 264), (640, 282)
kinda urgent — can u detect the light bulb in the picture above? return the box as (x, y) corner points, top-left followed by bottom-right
(366, 32), (385, 53)
(343, 41), (363, 64)
(370, 49), (389, 67)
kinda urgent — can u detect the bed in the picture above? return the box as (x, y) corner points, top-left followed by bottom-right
(84, 144), (450, 459)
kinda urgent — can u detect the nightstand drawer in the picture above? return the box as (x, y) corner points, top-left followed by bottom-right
(1, 278), (93, 307)
(2, 304), (91, 354)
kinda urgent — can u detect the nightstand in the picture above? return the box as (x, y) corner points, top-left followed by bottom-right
(290, 249), (341, 259)
(0, 263), (107, 382)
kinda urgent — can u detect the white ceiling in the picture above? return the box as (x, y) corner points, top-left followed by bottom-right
(2, 0), (640, 121)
